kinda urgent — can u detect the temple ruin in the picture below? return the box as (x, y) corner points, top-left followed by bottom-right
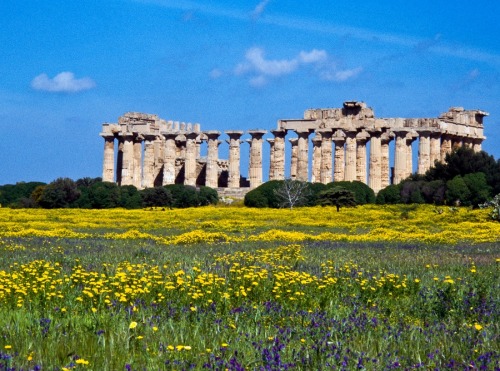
(100, 102), (488, 194)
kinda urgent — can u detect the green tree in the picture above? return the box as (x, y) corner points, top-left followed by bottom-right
(445, 175), (471, 206)
(198, 186), (219, 206)
(462, 172), (491, 207)
(38, 178), (81, 208)
(141, 187), (173, 207)
(326, 181), (375, 204)
(88, 182), (121, 209)
(0, 181), (45, 207)
(119, 185), (142, 209)
(317, 187), (356, 212)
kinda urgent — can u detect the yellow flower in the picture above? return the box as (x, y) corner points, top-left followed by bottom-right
(75, 358), (89, 365)
(91, 307), (97, 313)
(129, 321), (138, 329)
(4, 345), (12, 350)
(474, 323), (483, 331)
(152, 326), (158, 332)
(136, 336), (144, 340)
(221, 343), (228, 347)
(414, 279), (420, 283)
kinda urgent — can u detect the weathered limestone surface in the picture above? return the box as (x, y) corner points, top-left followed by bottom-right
(296, 130), (310, 182)
(311, 135), (321, 183)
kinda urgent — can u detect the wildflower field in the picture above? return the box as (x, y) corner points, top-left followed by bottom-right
(0, 205), (498, 370)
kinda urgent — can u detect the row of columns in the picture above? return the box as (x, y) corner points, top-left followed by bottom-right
(267, 128), (482, 193)
(103, 127), (483, 193)
(101, 129), (268, 190)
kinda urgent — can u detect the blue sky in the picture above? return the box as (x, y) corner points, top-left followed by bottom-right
(1, 0), (499, 185)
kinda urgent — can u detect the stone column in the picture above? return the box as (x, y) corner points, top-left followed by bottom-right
(405, 133), (417, 178)
(344, 131), (357, 181)
(289, 138), (298, 180)
(318, 130), (333, 184)
(133, 135), (143, 189)
(143, 135), (156, 188)
(333, 130), (346, 182)
(247, 130), (267, 188)
(101, 135), (115, 183)
(120, 133), (134, 186)
(184, 132), (198, 186)
(472, 138), (483, 153)
(393, 131), (408, 185)
(271, 130), (286, 180)
(452, 137), (463, 150)
(430, 133), (441, 167)
(162, 133), (177, 185)
(267, 139), (275, 181)
(296, 130), (311, 182)
(225, 131), (244, 188)
(116, 138), (124, 185)
(417, 131), (431, 175)
(356, 131), (369, 184)
(205, 131), (221, 188)
(440, 134), (452, 163)
(153, 136), (165, 184)
(311, 136), (321, 183)
(380, 132), (392, 189)
(368, 131), (382, 193)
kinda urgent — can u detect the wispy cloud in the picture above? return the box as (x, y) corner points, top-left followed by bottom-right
(234, 47), (360, 86)
(134, 0), (500, 66)
(31, 72), (96, 93)
(251, 0), (270, 20)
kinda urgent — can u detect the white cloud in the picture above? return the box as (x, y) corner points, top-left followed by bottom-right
(31, 72), (96, 93)
(298, 49), (327, 64)
(321, 67), (363, 82)
(236, 47), (299, 77)
(252, 0), (270, 19)
(234, 47), (361, 86)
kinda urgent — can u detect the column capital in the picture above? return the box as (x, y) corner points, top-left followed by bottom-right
(225, 130), (244, 138)
(247, 129), (267, 139)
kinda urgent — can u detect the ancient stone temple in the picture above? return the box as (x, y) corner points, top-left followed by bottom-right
(100, 102), (487, 194)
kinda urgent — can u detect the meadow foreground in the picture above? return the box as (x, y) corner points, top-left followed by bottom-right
(0, 205), (498, 370)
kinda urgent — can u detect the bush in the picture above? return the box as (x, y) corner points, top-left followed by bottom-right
(38, 178), (81, 208)
(164, 184), (218, 208)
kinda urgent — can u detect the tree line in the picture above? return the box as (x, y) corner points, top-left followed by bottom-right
(245, 147), (500, 210)
(0, 178), (218, 209)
